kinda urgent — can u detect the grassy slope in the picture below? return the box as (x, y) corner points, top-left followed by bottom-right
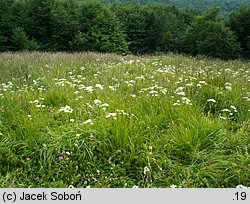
(0, 52), (249, 187)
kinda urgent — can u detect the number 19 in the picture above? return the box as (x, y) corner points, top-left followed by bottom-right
(235, 192), (247, 200)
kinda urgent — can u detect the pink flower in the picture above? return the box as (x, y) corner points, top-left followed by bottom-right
(58, 156), (63, 161)
(26, 157), (30, 161)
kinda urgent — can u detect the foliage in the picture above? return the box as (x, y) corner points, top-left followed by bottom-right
(228, 7), (250, 58)
(185, 8), (241, 59)
(10, 27), (40, 51)
(0, 0), (249, 59)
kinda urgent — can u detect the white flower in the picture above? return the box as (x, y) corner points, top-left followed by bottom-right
(58, 105), (73, 113)
(100, 103), (109, 107)
(109, 86), (116, 91)
(144, 166), (150, 175)
(199, 81), (207, 84)
(221, 109), (231, 112)
(66, 151), (71, 156)
(70, 119), (75, 123)
(225, 83), (232, 91)
(106, 113), (117, 120)
(230, 106), (237, 112)
(225, 86), (232, 91)
(84, 119), (94, 125)
(170, 184), (177, 188)
(207, 99), (216, 103)
(85, 86), (94, 93)
(176, 91), (185, 96)
(95, 84), (104, 90)
(236, 184), (249, 188)
(94, 99), (102, 104)
(132, 186), (138, 188)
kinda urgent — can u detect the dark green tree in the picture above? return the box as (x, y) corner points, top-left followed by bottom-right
(185, 8), (241, 59)
(228, 7), (250, 58)
(113, 3), (146, 53)
(50, 0), (79, 51)
(0, 0), (17, 51)
(71, 1), (128, 52)
(25, 0), (55, 50)
(10, 27), (40, 51)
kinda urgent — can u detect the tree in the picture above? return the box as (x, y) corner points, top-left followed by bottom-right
(228, 7), (250, 58)
(10, 27), (40, 51)
(113, 3), (146, 53)
(50, 0), (79, 51)
(25, 0), (55, 50)
(0, 0), (17, 51)
(71, 1), (128, 52)
(185, 8), (241, 59)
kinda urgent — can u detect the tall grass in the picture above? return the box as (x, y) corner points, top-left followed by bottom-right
(0, 52), (249, 187)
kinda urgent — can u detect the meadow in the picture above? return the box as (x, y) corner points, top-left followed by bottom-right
(0, 52), (249, 188)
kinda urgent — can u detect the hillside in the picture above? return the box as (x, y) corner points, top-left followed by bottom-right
(100, 0), (250, 12)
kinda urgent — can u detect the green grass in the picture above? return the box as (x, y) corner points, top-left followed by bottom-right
(0, 52), (249, 188)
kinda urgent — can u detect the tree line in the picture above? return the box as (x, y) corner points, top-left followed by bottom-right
(0, 0), (250, 59)
(102, 0), (250, 14)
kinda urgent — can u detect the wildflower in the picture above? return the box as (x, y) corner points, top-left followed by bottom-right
(58, 156), (63, 161)
(95, 84), (104, 90)
(85, 86), (94, 93)
(144, 166), (150, 175)
(89, 134), (94, 139)
(132, 186), (138, 188)
(66, 151), (70, 156)
(94, 99), (102, 104)
(106, 113), (117, 119)
(93, 178), (98, 184)
(225, 83), (232, 91)
(100, 103), (109, 107)
(84, 119), (94, 125)
(170, 184), (177, 188)
(58, 105), (73, 113)
(236, 184), (249, 188)
(109, 86), (116, 91)
(70, 119), (75, 123)
(76, 134), (81, 137)
(182, 97), (192, 105)
(230, 106), (237, 112)
(186, 83), (193, 87)
(221, 109), (230, 112)
(198, 81), (206, 84)
(207, 99), (216, 103)
(176, 91), (185, 96)
(26, 157), (30, 161)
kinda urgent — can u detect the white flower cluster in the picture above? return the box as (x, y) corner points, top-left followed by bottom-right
(58, 105), (73, 113)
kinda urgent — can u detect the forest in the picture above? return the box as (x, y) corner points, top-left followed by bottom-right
(101, 0), (250, 13)
(0, 0), (250, 59)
